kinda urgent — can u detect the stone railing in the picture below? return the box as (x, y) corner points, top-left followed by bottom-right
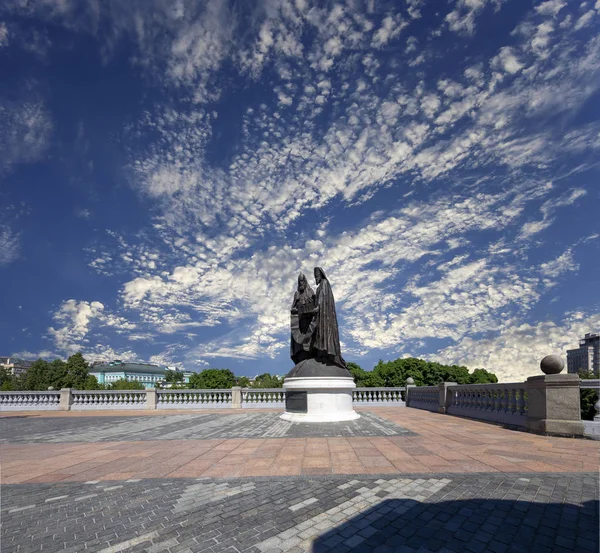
(0, 385), (405, 411)
(71, 390), (147, 410)
(242, 388), (285, 408)
(580, 379), (600, 438)
(156, 389), (233, 409)
(0, 390), (61, 411)
(404, 385), (438, 412)
(353, 387), (405, 406)
(406, 375), (588, 438)
(447, 383), (528, 427)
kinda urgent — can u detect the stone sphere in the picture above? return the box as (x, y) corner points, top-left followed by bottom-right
(406, 377), (415, 385)
(540, 354), (564, 375)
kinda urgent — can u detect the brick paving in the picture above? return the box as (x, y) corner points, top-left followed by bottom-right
(0, 411), (414, 443)
(1, 474), (597, 553)
(1, 407), (598, 552)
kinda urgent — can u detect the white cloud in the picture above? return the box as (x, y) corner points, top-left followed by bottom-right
(0, 100), (52, 173)
(0, 227), (20, 266)
(574, 10), (596, 30)
(535, 0), (566, 17)
(0, 22), (8, 47)
(445, 0), (503, 35)
(491, 46), (524, 74)
(539, 248), (578, 279)
(48, 300), (136, 355)
(434, 311), (600, 382)
(8, 0), (599, 371)
(371, 15), (407, 48)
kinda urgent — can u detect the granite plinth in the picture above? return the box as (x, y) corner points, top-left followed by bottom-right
(285, 358), (352, 379)
(281, 374), (359, 422)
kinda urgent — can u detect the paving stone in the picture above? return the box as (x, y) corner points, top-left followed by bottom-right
(0, 411), (414, 443)
(1, 415), (598, 553)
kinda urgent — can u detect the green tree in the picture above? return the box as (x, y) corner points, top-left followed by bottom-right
(109, 378), (145, 390)
(579, 370), (598, 421)
(372, 357), (498, 387)
(237, 376), (251, 387)
(347, 362), (384, 387)
(65, 352), (90, 389)
(251, 373), (283, 388)
(469, 368), (499, 384)
(165, 370), (184, 383)
(48, 359), (68, 389)
(82, 374), (104, 390)
(0, 366), (13, 389)
(164, 370), (186, 388)
(189, 369), (236, 389)
(22, 359), (53, 390)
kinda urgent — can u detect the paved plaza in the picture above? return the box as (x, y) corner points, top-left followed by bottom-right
(1, 408), (598, 552)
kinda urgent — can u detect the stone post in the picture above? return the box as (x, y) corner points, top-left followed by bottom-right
(59, 388), (72, 411)
(146, 388), (157, 410)
(405, 378), (415, 406)
(526, 374), (584, 437)
(438, 382), (457, 414)
(231, 386), (242, 409)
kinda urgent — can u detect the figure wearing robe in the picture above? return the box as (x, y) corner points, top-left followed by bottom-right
(310, 267), (347, 369)
(290, 273), (316, 364)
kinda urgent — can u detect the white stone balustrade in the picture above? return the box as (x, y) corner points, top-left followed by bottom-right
(0, 390), (61, 411)
(405, 386), (439, 412)
(353, 387), (405, 406)
(446, 383), (528, 427)
(579, 379), (599, 438)
(157, 389), (233, 409)
(242, 388), (285, 408)
(71, 390), (147, 410)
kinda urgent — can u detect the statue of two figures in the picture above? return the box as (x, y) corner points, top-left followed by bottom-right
(290, 267), (347, 373)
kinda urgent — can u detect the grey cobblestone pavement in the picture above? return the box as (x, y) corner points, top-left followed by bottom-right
(1, 473), (597, 553)
(0, 412), (413, 443)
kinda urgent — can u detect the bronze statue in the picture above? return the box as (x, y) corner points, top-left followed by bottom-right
(289, 267), (347, 370)
(290, 273), (316, 364)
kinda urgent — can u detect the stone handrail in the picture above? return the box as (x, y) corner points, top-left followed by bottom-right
(405, 385), (438, 412)
(579, 380), (600, 433)
(242, 388), (285, 408)
(353, 387), (405, 405)
(0, 390), (61, 411)
(580, 379), (600, 390)
(447, 383), (528, 427)
(157, 388), (233, 409)
(71, 389), (147, 410)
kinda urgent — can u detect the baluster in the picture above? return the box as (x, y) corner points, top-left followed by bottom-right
(508, 389), (516, 414)
(503, 389), (510, 412)
(517, 389), (525, 415)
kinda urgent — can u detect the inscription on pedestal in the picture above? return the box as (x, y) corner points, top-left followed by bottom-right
(285, 391), (308, 413)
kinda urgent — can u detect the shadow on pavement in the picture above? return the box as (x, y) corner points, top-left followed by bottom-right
(312, 497), (598, 553)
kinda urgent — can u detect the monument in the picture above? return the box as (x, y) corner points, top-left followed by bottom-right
(281, 267), (359, 422)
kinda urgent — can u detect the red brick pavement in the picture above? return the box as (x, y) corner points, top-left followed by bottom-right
(1, 407), (598, 484)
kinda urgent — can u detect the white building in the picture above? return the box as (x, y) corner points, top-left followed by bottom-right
(89, 360), (193, 389)
(0, 357), (33, 377)
(567, 333), (600, 376)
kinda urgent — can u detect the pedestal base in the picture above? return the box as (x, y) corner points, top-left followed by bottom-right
(280, 376), (360, 422)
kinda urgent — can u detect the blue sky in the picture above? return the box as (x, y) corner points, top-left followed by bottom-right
(1, 0), (599, 381)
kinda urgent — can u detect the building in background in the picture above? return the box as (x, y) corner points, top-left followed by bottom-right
(567, 333), (600, 376)
(0, 357), (33, 377)
(89, 360), (193, 389)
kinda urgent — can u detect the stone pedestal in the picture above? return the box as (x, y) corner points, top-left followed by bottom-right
(281, 376), (359, 422)
(280, 359), (359, 422)
(526, 374), (584, 437)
